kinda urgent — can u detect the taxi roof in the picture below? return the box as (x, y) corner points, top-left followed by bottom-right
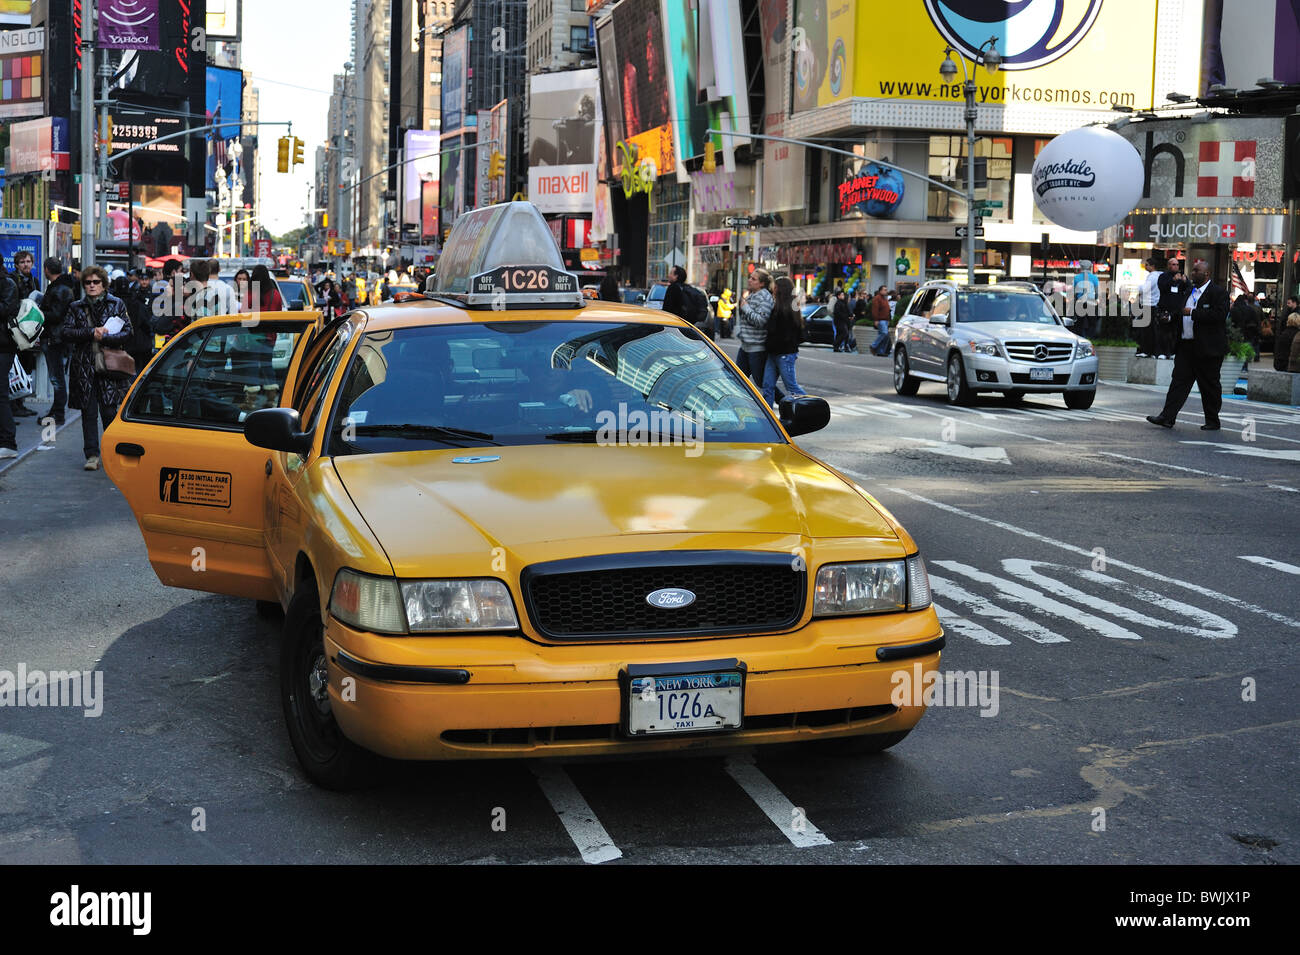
(350, 297), (688, 333)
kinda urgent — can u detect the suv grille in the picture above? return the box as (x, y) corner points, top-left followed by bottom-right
(1003, 341), (1074, 363)
(521, 551), (806, 640)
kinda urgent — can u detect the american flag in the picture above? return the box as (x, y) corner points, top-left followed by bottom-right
(1230, 260), (1252, 297)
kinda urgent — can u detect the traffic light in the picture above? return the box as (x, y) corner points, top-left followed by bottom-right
(292, 137), (305, 167)
(277, 137), (290, 173)
(488, 151), (505, 179)
(703, 139), (716, 173)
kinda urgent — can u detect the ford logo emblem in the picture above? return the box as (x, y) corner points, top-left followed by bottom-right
(646, 588), (696, 609)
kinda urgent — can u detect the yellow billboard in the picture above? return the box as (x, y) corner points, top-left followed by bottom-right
(792, 1), (855, 112)
(856, 1), (1157, 111)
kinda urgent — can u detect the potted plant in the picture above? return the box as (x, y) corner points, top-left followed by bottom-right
(1091, 337), (1138, 382)
(1222, 339), (1253, 393)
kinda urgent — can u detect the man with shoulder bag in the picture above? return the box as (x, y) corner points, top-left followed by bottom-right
(40, 259), (77, 426)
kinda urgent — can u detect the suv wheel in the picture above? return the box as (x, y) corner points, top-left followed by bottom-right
(1064, 388), (1096, 410)
(893, 347), (920, 396)
(946, 353), (974, 405)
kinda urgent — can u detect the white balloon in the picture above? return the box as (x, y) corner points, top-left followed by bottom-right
(1031, 126), (1143, 232)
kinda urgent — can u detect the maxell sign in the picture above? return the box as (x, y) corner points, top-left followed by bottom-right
(1116, 116), (1284, 210)
(529, 164), (594, 214)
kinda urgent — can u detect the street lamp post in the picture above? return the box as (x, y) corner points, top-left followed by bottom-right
(939, 38), (1001, 285)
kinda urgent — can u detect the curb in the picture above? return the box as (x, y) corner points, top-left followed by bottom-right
(0, 412), (83, 477)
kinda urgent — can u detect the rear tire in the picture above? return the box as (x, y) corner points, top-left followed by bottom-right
(281, 582), (379, 790)
(893, 347), (920, 396)
(812, 729), (911, 756)
(1064, 389), (1096, 410)
(945, 353), (974, 406)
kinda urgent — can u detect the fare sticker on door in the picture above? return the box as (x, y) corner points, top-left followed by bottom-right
(159, 468), (232, 508)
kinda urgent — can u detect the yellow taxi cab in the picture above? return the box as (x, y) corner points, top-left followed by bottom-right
(104, 202), (943, 789)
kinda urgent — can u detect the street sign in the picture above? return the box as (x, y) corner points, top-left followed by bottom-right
(253, 239), (272, 258)
(974, 215), (984, 226)
(724, 216), (752, 228)
(975, 199), (1004, 208)
(117, 183), (130, 201)
(955, 226), (985, 238)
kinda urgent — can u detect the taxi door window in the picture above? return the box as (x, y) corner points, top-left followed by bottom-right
(297, 322), (354, 434)
(127, 324), (304, 428)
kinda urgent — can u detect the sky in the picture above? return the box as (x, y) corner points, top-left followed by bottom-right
(240, 0), (355, 237)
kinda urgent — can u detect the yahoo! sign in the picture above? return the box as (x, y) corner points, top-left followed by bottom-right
(98, 0), (161, 51)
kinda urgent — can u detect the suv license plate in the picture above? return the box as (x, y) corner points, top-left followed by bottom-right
(627, 670), (743, 736)
(1030, 367), (1055, 381)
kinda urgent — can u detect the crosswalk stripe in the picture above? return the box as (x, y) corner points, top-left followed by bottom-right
(531, 765), (623, 864)
(930, 599), (1012, 646)
(1238, 556), (1300, 576)
(933, 560), (1144, 641)
(724, 754), (833, 848)
(930, 575), (1065, 644)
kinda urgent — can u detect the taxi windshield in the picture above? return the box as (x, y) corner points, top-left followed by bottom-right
(327, 321), (782, 454)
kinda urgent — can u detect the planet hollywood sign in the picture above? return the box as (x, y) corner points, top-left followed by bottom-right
(837, 173), (901, 218)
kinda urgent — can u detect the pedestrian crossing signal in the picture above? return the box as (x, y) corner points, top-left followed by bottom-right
(277, 137), (290, 174)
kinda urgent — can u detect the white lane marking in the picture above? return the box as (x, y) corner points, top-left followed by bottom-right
(905, 438), (1011, 465)
(1238, 556), (1300, 576)
(724, 754), (833, 848)
(1001, 560), (1237, 640)
(531, 764), (623, 864)
(902, 403), (1056, 443)
(1178, 441), (1300, 463)
(931, 600), (1012, 646)
(1267, 484), (1300, 493)
(1095, 451), (1245, 482)
(929, 579), (1057, 644)
(868, 482), (1300, 631)
(933, 560), (1144, 641)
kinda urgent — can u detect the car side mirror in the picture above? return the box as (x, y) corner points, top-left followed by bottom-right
(636, 294), (646, 304)
(1061, 315), (1076, 327)
(245, 408), (313, 455)
(779, 395), (831, 437)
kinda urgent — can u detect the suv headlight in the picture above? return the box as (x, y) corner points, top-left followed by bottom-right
(1075, 341), (1096, 358)
(969, 340), (999, 356)
(814, 555), (931, 616)
(329, 569), (519, 633)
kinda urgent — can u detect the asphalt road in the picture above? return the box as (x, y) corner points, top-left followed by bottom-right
(2, 348), (1297, 865)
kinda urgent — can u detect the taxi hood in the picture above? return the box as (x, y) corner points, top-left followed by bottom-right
(332, 443), (898, 576)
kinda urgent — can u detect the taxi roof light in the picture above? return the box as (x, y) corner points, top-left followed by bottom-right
(431, 201), (584, 310)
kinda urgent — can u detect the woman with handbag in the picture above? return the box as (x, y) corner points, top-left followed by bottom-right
(61, 266), (133, 471)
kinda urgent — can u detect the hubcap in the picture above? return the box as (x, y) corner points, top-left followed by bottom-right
(307, 651), (331, 717)
(948, 359), (961, 400)
(894, 351), (906, 388)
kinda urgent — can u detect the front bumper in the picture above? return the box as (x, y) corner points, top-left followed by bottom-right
(963, 354), (1099, 391)
(323, 611), (943, 760)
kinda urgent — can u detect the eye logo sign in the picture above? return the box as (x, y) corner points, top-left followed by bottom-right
(97, 0), (161, 50)
(924, 0), (1103, 70)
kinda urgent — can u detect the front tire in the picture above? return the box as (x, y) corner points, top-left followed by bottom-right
(946, 353), (974, 405)
(281, 582), (378, 790)
(893, 347), (920, 396)
(1064, 388), (1096, 410)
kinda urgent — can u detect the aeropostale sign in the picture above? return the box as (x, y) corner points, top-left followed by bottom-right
(528, 163), (594, 214)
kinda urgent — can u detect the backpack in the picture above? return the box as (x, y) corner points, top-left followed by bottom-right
(8, 298), (44, 351)
(683, 284), (710, 327)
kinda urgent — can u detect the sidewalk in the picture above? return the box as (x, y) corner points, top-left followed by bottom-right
(0, 405), (83, 477)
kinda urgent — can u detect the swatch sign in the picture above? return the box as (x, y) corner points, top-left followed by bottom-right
(98, 0), (161, 51)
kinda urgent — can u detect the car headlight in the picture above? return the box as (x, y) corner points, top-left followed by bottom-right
(814, 556), (932, 615)
(401, 579), (519, 632)
(330, 568), (408, 634)
(1075, 341), (1096, 358)
(329, 570), (520, 633)
(968, 340), (999, 356)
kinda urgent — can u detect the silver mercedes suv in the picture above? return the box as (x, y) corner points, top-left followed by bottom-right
(892, 282), (1099, 409)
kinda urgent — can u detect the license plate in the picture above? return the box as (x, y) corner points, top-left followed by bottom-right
(626, 669), (743, 736)
(1030, 366), (1055, 381)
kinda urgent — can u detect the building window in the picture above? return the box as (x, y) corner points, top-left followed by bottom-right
(569, 25), (587, 50)
(927, 135), (1012, 223)
(571, 0), (586, 9)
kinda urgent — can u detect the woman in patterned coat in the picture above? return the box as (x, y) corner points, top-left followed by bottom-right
(61, 265), (132, 471)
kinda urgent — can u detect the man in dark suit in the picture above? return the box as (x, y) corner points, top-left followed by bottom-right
(1147, 258), (1229, 431)
(1153, 257), (1188, 359)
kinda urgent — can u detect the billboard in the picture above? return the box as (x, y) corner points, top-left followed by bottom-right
(0, 27), (43, 120)
(207, 0), (241, 40)
(98, 0), (161, 51)
(0, 218), (43, 272)
(403, 129), (439, 226)
(1204, 0), (1300, 91)
(528, 69), (598, 213)
(131, 183), (183, 256)
(856, 1), (1158, 111)
(597, 0), (672, 177)
(440, 134), (465, 232)
(5, 116), (69, 174)
(0, 2), (31, 26)
(441, 27), (468, 134)
(206, 66), (243, 140)
(792, 0), (854, 112)
(758, 0), (804, 212)
(662, 0), (751, 167)
(112, 0), (199, 102)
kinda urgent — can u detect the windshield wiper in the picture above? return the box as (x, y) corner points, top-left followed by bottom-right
(352, 423), (499, 444)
